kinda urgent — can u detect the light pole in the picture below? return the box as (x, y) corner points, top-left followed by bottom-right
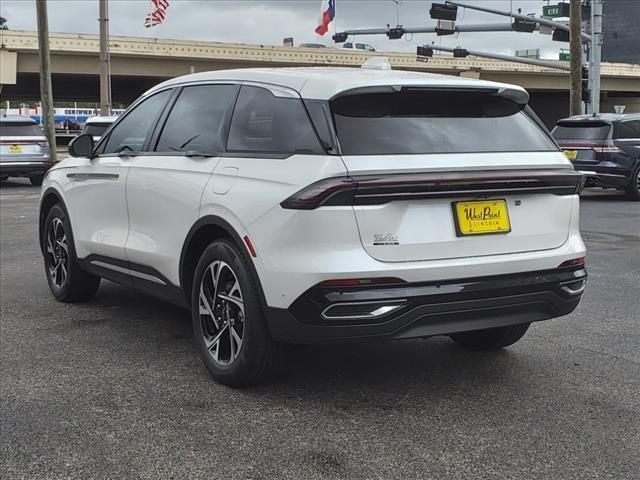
(35, 0), (57, 163)
(99, 0), (111, 116)
(588, 0), (603, 114)
(569, 0), (583, 116)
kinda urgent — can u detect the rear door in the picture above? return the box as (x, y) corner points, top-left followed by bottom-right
(124, 83), (239, 286)
(331, 89), (575, 262)
(205, 84), (339, 229)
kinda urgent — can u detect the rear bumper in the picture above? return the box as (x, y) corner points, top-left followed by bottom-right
(575, 165), (631, 188)
(0, 159), (53, 177)
(265, 267), (586, 343)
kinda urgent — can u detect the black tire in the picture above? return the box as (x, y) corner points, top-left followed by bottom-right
(450, 323), (530, 351)
(30, 174), (44, 186)
(43, 204), (100, 302)
(191, 239), (288, 387)
(625, 163), (640, 201)
(0, 176), (9, 181)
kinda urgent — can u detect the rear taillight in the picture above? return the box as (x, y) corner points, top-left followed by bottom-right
(558, 257), (585, 269)
(319, 277), (405, 287)
(558, 141), (620, 155)
(281, 170), (585, 210)
(280, 177), (356, 210)
(595, 142), (621, 161)
(0, 139), (49, 146)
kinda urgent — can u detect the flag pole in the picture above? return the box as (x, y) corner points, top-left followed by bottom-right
(333, 0), (337, 40)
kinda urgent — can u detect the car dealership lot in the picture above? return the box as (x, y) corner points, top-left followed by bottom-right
(1, 179), (638, 479)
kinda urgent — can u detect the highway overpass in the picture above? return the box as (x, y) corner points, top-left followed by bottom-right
(1, 29), (639, 126)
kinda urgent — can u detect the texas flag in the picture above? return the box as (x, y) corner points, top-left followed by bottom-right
(315, 0), (336, 36)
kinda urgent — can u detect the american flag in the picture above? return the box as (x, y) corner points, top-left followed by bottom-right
(144, 0), (170, 28)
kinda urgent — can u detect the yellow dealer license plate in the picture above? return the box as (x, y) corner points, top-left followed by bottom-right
(564, 149), (577, 160)
(453, 199), (511, 236)
(9, 145), (23, 153)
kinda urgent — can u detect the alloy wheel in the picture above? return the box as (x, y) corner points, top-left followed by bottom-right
(198, 260), (245, 365)
(46, 217), (69, 288)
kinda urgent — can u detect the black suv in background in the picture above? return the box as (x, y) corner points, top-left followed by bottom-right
(552, 113), (640, 200)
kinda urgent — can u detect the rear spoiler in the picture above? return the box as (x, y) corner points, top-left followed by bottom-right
(556, 120), (612, 127)
(331, 85), (529, 105)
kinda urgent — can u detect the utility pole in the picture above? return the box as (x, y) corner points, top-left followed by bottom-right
(35, 0), (57, 163)
(589, 0), (603, 113)
(569, 0), (583, 116)
(99, 0), (111, 116)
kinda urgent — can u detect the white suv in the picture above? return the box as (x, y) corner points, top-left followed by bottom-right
(39, 66), (587, 386)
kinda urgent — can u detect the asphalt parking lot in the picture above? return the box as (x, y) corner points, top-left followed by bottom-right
(1, 178), (639, 480)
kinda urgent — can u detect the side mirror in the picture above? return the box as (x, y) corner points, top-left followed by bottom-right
(68, 134), (95, 158)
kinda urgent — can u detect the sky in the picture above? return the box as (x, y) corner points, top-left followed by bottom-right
(0, 1), (569, 59)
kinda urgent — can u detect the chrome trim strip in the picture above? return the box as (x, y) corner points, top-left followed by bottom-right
(129, 270), (167, 285)
(90, 260), (166, 285)
(355, 185), (572, 199)
(560, 279), (587, 296)
(0, 161), (51, 166)
(321, 300), (406, 321)
(67, 173), (119, 181)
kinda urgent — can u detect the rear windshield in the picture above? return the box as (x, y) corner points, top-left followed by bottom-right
(0, 123), (43, 137)
(83, 123), (111, 137)
(612, 120), (640, 139)
(331, 90), (557, 155)
(552, 122), (611, 141)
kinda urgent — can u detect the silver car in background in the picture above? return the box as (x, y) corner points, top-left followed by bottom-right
(80, 115), (118, 143)
(0, 115), (52, 186)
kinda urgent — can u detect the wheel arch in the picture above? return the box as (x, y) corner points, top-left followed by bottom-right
(179, 216), (267, 309)
(39, 187), (66, 256)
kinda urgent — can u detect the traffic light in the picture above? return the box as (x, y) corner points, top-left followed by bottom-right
(416, 45), (434, 62)
(581, 66), (590, 103)
(453, 47), (469, 58)
(512, 17), (536, 33)
(332, 32), (348, 43)
(387, 27), (405, 40)
(552, 28), (570, 42)
(429, 3), (457, 21)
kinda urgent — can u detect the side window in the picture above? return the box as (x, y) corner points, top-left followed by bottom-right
(102, 90), (171, 154)
(155, 84), (238, 153)
(364, 45), (375, 52)
(613, 121), (640, 140)
(227, 86), (323, 155)
(304, 100), (334, 152)
(344, 42), (352, 48)
(356, 43), (365, 50)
